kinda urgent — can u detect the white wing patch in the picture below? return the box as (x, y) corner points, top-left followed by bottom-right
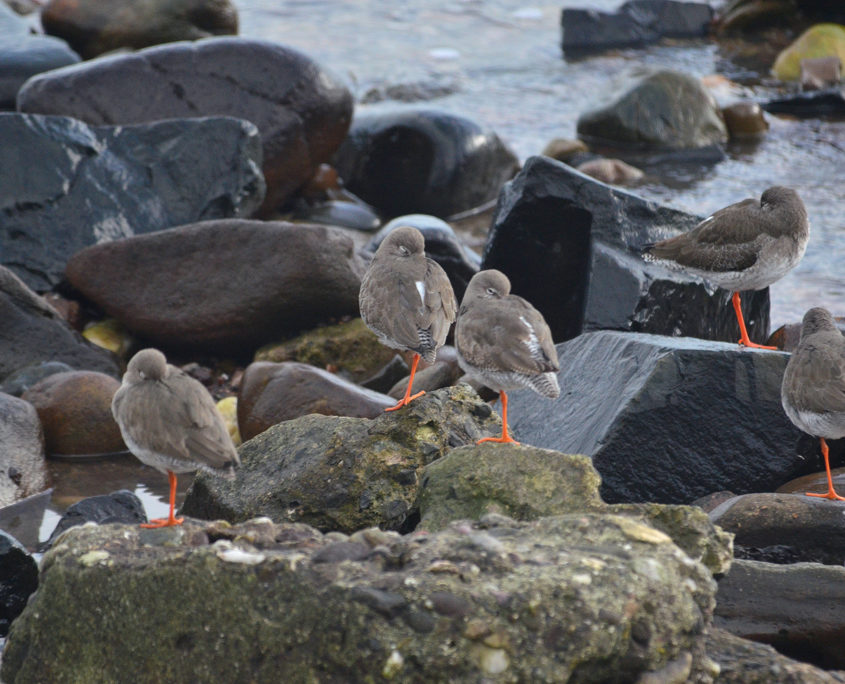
(415, 280), (426, 306)
(519, 315), (542, 356)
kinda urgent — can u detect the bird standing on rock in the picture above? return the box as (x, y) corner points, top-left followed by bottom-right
(643, 186), (809, 349)
(782, 307), (845, 501)
(455, 269), (560, 445)
(111, 348), (240, 528)
(359, 226), (457, 411)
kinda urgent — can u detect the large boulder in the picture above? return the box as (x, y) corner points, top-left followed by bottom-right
(332, 108), (519, 219)
(772, 23), (845, 81)
(0, 393), (47, 508)
(65, 220), (366, 355)
(17, 37), (353, 215)
(182, 385), (502, 533)
(482, 156), (769, 344)
(562, 0), (713, 56)
(0, 113), (264, 291)
(1, 514), (718, 682)
(576, 70), (728, 151)
(504, 331), (809, 504)
(0, 266), (120, 381)
(41, 0), (238, 59)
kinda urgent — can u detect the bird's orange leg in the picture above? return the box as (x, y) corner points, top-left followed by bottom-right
(141, 470), (185, 528)
(732, 292), (776, 350)
(806, 438), (845, 501)
(478, 391), (519, 445)
(385, 353), (426, 411)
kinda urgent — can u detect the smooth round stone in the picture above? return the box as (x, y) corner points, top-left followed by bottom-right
(216, 396), (241, 446)
(82, 319), (132, 358)
(541, 138), (589, 162)
(292, 199), (381, 232)
(721, 101), (769, 139)
(387, 346), (462, 400)
(0, 32), (79, 109)
(21, 370), (125, 458)
(575, 158), (644, 184)
(772, 23), (845, 81)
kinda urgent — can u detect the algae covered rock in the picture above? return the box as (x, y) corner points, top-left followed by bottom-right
(182, 385), (501, 532)
(1, 514), (719, 683)
(772, 23), (845, 81)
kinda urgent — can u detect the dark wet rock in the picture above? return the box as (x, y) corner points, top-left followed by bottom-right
(0, 393), (47, 508)
(575, 157), (644, 184)
(721, 101), (769, 139)
(0, 361), (74, 397)
(505, 331), (808, 505)
(0, 4), (79, 110)
(21, 370), (125, 458)
(365, 214), (480, 302)
(708, 492), (845, 565)
(387, 346), (462, 400)
(562, 0), (714, 56)
(577, 70), (728, 151)
(17, 37), (353, 215)
(255, 318), (396, 385)
(1, 514), (718, 682)
(707, 627), (845, 683)
(182, 385), (502, 533)
(0, 266), (120, 381)
(40, 490), (146, 551)
(360, 354), (410, 394)
(482, 156), (769, 343)
(416, 443), (604, 531)
(291, 198), (381, 231)
(762, 87), (845, 117)
(715, 559), (845, 670)
(0, 530), (37, 638)
(0, 113), (264, 291)
(772, 23), (845, 81)
(332, 108), (519, 219)
(237, 361), (395, 441)
(41, 0), (238, 59)
(66, 220), (365, 355)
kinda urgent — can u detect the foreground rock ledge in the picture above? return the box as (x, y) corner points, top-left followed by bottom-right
(2, 515), (718, 683)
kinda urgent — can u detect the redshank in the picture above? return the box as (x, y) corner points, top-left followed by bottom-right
(644, 186), (809, 349)
(455, 269), (560, 444)
(782, 307), (845, 501)
(359, 226), (457, 411)
(111, 348), (240, 527)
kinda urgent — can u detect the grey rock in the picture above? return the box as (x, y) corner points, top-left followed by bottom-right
(333, 108), (519, 219)
(1, 514), (717, 682)
(0, 361), (74, 397)
(0, 489), (52, 552)
(182, 385), (502, 533)
(0, 266), (120, 381)
(0, 112), (264, 291)
(0, 393), (47, 508)
(360, 354), (409, 393)
(0, 529), (37, 638)
(506, 331), (809, 504)
(39, 490), (146, 551)
(715, 559), (845, 670)
(482, 156), (769, 344)
(65, 220), (365, 355)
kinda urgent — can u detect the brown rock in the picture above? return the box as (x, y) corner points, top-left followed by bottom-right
(41, 0), (238, 59)
(237, 361), (394, 441)
(541, 137), (589, 162)
(22, 371), (125, 457)
(721, 101), (769, 139)
(388, 345), (462, 399)
(17, 37), (353, 215)
(65, 220), (366, 355)
(575, 158), (644, 184)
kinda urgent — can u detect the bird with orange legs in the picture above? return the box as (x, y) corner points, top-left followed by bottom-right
(455, 269), (560, 445)
(782, 307), (845, 501)
(359, 226), (457, 411)
(112, 348), (239, 527)
(643, 186), (809, 349)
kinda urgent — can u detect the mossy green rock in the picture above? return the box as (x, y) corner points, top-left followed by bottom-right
(182, 385), (501, 533)
(416, 443), (604, 531)
(772, 24), (845, 81)
(255, 317), (398, 383)
(1, 514), (719, 683)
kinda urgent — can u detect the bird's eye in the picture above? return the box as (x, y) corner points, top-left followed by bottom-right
(399, 245), (410, 256)
(486, 287), (496, 296)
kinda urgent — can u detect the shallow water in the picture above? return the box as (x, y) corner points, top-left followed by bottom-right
(28, 1), (845, 536)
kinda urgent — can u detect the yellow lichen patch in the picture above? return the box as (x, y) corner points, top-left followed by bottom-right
(216, 396), (241, 446)
(616, 517), (672, 545)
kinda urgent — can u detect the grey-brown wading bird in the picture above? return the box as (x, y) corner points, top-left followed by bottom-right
(643, 186), (809, 349)
(782, 307), (845, 501)
(111, 348), (240, 527)
(359, 226), (457, 411)
(455, 269), (560, 444)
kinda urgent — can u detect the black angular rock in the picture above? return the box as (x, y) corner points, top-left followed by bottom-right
(332, 108), (519, 219)
(0, 529), (38, 637)
(40, 490), (146, 551)
(505, 331), (811, 504)
(482, 156), (769, 344)
(762, 88), (845, 118)
(0, 113), (264, 291)
(562, 0), (713, 56)
(0, 266), (120, 381)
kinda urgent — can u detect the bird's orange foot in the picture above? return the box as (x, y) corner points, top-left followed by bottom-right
(806, 490), (845, 502)
(140, 516), (185, 528)
(384, 390), (425, 412)
(737, 338), (777, 350)
(477, 435), (520, 445)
